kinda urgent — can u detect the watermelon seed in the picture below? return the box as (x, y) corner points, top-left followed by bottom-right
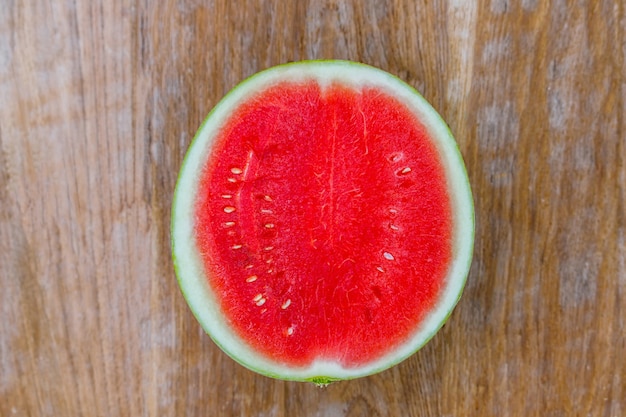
(389, 208), (398, 215)
(246, 275), (258, 283)
(223, 221), (236, 228)
(388, 152), (403, 163)
(223, 206), (236, 213)
(253, 293), (263, 302)
(376, 266), (385, 273)
(264, 246), (274, 251)
(264, 223), (275, 229)
(232, 244), (243, 250)
(264, 195), (273, 201)
(383, 252), (395, 261)
(256, 297), (267, 306)
(260, 208), (273, 214)
(221, 194), (233, 199)
(227, 177), (237, 183)
(390, 224), (399, 231)
(371, 286), (383, 301)
(281, 299), (291, 309)
(399, 167), (412, 175)
(286, 327), (294, 336)
(245, 264), (254, 269)
(230, 167), (243, 174)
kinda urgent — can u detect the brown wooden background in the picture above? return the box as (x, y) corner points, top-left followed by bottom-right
(1, 1), (624, 416)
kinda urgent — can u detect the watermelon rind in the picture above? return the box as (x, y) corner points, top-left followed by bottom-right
(171, 60), (474, 382)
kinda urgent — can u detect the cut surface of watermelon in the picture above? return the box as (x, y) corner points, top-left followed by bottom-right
(172, 61), (474, 382)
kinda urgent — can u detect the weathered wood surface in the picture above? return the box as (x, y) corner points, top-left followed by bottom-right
(1, 1), (624, 416)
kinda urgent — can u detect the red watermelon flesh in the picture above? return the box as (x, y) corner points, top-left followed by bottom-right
(194, 81), (452, 368)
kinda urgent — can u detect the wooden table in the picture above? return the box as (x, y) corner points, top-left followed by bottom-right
(1, 1), (624, 415)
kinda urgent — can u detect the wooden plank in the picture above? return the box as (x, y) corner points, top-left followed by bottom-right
(0, 1), (623, 415)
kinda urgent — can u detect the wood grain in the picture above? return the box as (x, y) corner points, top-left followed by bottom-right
(1, 1), (624, 415)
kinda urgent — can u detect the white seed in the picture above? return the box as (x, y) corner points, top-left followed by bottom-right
(256, 297), (266, 306)
(376, 266), (385, 273)
(281, 299), (292, 309)
(400, 167), (412, 174)
(223, 221), (236, 228)
(245, 264), (254, 269)
(246, 275), (258, 283)
(390, 224), (399, 231)
(227, 177), (237, 183)
(264, 246), (274, 251)
(260, 208), (273, 214)
(383, 251), (395, 261)
(253, 293), (263, 302)
(389, 208), (398, 214)
(264, 195), (273, 201)
(230, 167), (243, 174)
(264, 223), (275, 229)
(221, 194), (232, 199)
(389, 152), (402, 162)
(232, 244), (242, 249)
(223, 206), (236, 213)
(286, 326), (294, 336)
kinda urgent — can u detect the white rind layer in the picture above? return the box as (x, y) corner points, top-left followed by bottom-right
(171, 60), (474, 382)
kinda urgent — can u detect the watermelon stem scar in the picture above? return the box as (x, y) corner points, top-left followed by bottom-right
(172, 60), (474, 382)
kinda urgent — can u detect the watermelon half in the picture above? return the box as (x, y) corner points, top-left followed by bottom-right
(172, 60), (474, 383)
